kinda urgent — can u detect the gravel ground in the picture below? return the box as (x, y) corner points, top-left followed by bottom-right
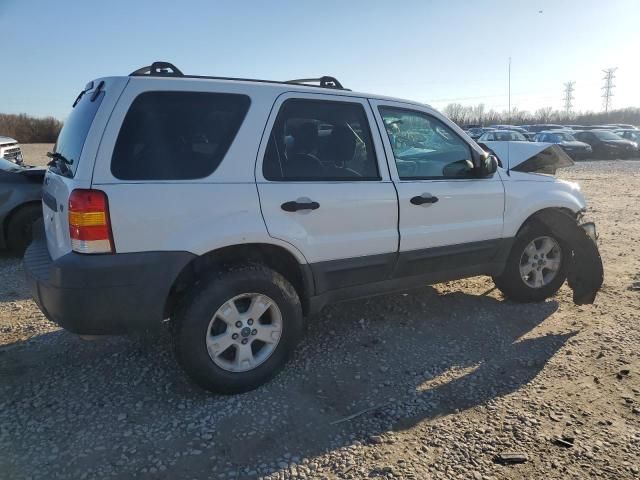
(1, 149), (639, 479)
(19, 143), (51, 167)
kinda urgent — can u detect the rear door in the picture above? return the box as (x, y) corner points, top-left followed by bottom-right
(370, 100), (505, 278)
(256, 93), (398, 293)
(42, 77), (128, 259)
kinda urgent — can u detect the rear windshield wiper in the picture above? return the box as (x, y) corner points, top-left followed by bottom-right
(46, 152), (74, 176)
(47, 152), (74, 166)
(72, 81), (95, 108)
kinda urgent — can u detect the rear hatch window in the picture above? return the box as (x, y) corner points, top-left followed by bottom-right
(50, 83), (105, 177)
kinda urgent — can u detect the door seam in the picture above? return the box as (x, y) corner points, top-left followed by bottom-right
(367, 98), (401, 278)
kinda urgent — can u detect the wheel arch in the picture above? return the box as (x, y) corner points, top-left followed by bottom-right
(515, 207), (579, 237)
(2, 200), (42, 245)
(164, 243), (314, 319)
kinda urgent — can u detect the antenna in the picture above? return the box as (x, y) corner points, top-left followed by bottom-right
(508, 57), (511, 124)
(563, 81), (575, 118)
(601, 68), (617, 113)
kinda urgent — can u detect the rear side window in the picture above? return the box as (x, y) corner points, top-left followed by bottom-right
(263, 99), (380, 181)
(111, 91), (250, 180)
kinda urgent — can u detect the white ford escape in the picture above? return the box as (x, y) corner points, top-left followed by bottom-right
(25, 62), (602, 393)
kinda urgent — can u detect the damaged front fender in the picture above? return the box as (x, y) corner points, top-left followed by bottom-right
(534, 209), (604, 304)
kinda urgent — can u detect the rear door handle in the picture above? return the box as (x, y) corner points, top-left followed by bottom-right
(410, 194), (439, 206)
(281, 200), (320, 212)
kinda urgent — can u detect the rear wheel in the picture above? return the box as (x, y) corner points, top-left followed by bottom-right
(172, 264), (303, 394)
(6, 204), (42, 256)
(493, 221), (568, 302)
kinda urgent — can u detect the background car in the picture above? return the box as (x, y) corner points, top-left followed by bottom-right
(573, 130), (639, 159)
(0, 136), (24, 165)
(0, 156), (45, 254)
(534, 130), (593, 159)
(478, 129), (529, 142)
(524, 124), (566, 134)
(465, 127), (494, 140)
(613, 129), (640, 143)
(489, 125), (535, 141)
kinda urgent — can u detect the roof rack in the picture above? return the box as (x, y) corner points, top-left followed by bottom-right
(128, 62), (348, 90)
(285, 76), (346, 90)
(130, 62), (184, 77)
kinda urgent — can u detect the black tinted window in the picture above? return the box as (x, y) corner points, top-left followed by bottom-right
(263, 99), (379, 181)
(112, 91), (250, 180)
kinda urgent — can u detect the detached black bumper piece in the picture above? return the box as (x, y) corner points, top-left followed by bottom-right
(537, 210), (603, 305)
(24, 234), (195, 335)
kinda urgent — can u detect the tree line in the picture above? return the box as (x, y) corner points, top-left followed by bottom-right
(441, 104), (640, 127)
(0, 113), (63, 143)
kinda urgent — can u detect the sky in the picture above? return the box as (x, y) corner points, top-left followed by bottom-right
(1, 0), (639, 120)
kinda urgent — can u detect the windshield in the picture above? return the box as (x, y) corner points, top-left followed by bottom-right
(52, 87), (105, 177)
(551, 132), (576, 142)
(594, 131), (623, 140)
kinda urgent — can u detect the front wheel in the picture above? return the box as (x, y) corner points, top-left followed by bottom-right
(493, 221), (568, 302)
(172, 264), (303, 394)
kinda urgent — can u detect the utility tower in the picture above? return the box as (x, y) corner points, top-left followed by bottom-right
(601, 68), (617, 113)
(563, 81), (575, 117)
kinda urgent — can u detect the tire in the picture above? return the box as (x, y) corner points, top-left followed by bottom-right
(172, 264), (303, 394)
(493, 220), (568, 303)
(6, 204), (42, 256)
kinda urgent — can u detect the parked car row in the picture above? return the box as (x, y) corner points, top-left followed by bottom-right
(533, 131), (593, 160)
(465, 123), (639, 160)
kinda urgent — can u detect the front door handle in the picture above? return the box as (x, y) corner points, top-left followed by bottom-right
(410, 194), (439, 206)
(281, 200), (320, 212)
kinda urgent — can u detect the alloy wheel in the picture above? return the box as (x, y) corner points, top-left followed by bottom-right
(519, 236), (562, 288)
(205, 293), (283, 372)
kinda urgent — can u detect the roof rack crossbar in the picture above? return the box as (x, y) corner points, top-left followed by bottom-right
(130, 61), (184, 77)
(286, 76), (345, 89)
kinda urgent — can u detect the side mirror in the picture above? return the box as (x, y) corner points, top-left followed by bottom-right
(480, 155), (498, 177)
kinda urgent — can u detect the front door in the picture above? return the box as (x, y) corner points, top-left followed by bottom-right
(370, 100), (505, 278)
(256, 93), (399, 294)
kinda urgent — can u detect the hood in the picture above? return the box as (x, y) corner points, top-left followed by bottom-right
(602, 139), (637, 147)
(481, 141), (574, 175)
(0, 156), (46, 177)
(560, 140), (591, 149)
(0, 136), (18, 145)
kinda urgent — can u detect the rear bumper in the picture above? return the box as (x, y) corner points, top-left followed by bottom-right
(24, 229), (195, 334)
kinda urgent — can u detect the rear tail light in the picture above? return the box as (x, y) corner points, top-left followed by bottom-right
(68, 189), (114, 254)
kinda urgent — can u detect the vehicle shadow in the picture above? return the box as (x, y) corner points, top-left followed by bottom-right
(0, 284), (571, 479)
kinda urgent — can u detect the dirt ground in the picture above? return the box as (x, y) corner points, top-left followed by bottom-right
(0, 146), (638, 479)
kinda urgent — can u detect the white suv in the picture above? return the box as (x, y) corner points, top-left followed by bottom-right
(24, 62), (601, 393)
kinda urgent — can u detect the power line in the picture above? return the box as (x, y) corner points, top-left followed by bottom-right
(563, 81), (575, 116)
(601, 68), (617, 113)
